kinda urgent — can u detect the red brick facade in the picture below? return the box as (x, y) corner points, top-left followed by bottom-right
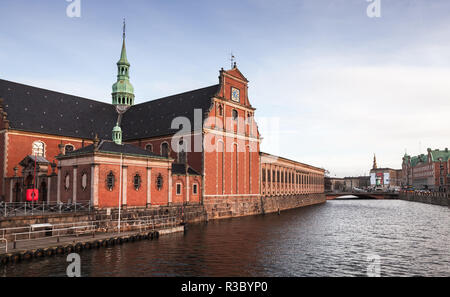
(55, 152), (202, 209)
(402, 148), (449, 191)
(0, 67), (325, 210)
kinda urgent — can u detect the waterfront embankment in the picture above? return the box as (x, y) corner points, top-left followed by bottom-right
(399, 192), (449, 207)
(2, 199), (449, 277)
(0, 223), (184, 266)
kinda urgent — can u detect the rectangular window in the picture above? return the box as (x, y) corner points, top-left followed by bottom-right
(176, 183), (182, 195)
(193, 184), (198, 195)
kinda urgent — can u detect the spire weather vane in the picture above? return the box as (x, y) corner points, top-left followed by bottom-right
(123, 18), (126, 39)
(230, 52), (236, 69)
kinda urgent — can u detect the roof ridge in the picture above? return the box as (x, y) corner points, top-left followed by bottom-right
(133, 84), (219, 107)
(0, 78), (111, 106)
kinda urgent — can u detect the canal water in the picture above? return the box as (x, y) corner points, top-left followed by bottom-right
(1, 200), (449, 277)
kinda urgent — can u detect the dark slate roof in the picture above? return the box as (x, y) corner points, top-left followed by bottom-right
(0, 79), (219, 141)
(62, 140), (166, 159)
(172, 163), (201, 176)
(121, 84), (219, 140)
(0, 79), (117, 140)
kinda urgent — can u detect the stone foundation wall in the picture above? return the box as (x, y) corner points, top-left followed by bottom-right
(204, 193), (326, 220)
(0, 203), (207, 232)
(1, 194), (327, 235)
(399, 193), (449, 207)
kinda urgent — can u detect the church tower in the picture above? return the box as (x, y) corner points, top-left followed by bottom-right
(112, 20), (135, 109)
(111, 20), (134, 145)
(373, 154), (378, 170)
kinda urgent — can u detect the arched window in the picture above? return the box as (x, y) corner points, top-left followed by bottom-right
(64, 173), (70, 191)
(176, 183), (182, 195)
(32, 141), (45, 157)
(161, 142), (170, 158)
(156, 174), (164, 190)
(81, 173), (88, 191)
(193, 184), (198, 195)
(145, 144), (153, 152)
(106, 171), (115, 191)
(232, 109), (238, 121)
(217, 140), (224, 194)
(134, 174), (142, 191)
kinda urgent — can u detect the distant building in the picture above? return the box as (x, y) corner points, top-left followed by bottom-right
(324, 176), (369, 192)
(324, 177), (345, 192)
(370, 155), (402, 189)
(447, 158), (450, 192)
(343, 176), (370, 191)
(402, 148), (450, 191)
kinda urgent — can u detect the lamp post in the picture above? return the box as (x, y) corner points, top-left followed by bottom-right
(118, 153), (123, 233)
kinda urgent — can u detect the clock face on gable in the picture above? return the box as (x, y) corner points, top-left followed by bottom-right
(231, 87), (240, 102)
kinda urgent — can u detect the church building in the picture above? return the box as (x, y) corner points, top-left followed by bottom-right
(0, 26), (325, 216)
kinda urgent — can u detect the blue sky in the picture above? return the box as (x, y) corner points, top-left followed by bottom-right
(1, 0), (449, 177)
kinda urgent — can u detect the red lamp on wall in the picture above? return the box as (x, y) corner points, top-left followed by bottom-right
(26, 189), (39, 202)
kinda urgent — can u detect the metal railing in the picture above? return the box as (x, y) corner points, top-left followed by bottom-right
(0, 215), (181, 251)
(10, 224), (96, 249)
(400, 190), (449, 198)
(0, 221), (94, 240)
(0, 201), (92, 217)
(97, 215), (179, 234)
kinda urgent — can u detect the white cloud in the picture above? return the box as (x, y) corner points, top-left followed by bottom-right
(255, 55), (450, 177)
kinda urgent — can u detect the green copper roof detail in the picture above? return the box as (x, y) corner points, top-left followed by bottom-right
(112, 124), (122, 145)
(118, 38), (130, 67)
(429, 149), (450, 162)
(112, 20), (135, 107)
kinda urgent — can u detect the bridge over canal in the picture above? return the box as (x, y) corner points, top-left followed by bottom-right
(326, 192), (399, 200)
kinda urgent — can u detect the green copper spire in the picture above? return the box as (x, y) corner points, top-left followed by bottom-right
(112, 19), (135, 107)
(118, 20), (130, 67)
(112, 124), (123, 145)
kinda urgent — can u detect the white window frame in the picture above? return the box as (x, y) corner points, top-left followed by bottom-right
(32, 141), (45, 157)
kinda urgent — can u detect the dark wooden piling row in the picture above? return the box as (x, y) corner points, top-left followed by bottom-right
(0, 230), (161, 266)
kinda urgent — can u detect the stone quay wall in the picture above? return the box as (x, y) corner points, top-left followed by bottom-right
(204, 193), (326, 220)
(1, 193), (327, 236)
(0, 204), (207, 237)
(399, 192), (449, 207)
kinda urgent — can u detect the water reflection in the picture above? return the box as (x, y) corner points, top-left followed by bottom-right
(2, 200), (449, 277)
